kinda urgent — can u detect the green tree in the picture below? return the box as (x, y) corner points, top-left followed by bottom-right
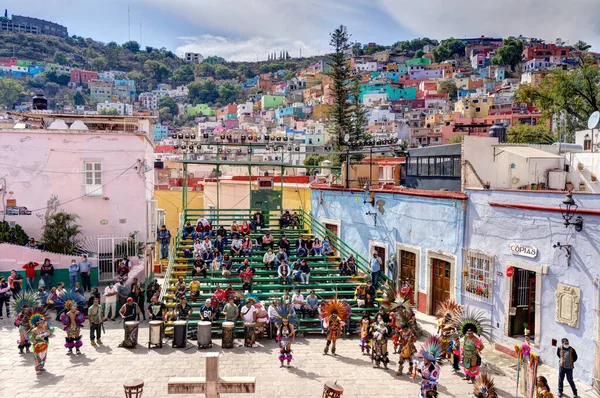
(438, 80), (458, 100)
(74, 91), (85, 105)
(159, 106), (174, 122)
(0, 221), (29, 245)
(349, 80), (368, 143)
(99, 108), (120, 115)
(145, 46), (154, 53)
(172, 64), (195, 84)
(448, 134), (465, 144)
(214, 64), (235, 80)
(491, 39), (523, 70)
(105, 42), (122, 69)
(45, 71), (71, 86)
(413, 49), (425, 58)
(432, 38), (465, 63)
(144, 60), (170, 82)
(41, 196), (81, 254)
(194, 63), (215, 78)
(159, 96), (178, 115)
(53, 51), (68, 65)
(218, 82), (240, 104)
(573, 40), (591, 52)
(0, 79), (23, 108)
(515, 57), (600, 134)
(508, 123), (554, 144)
(326, 25), (353, 149)
(392, 38), (438, 56)
(304, 154), (326, 174)
(122, 41), (141, 53)
(187, 80), (219, 104)
(91, 55), (108, 72)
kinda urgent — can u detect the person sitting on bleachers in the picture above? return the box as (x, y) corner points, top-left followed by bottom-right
(202, 249), (214, 264)
(339, 258), (352, 276)
(192, 257), (207, 278)
(261, 232), (274, 250)
(291, 259), (302, 283)
(196, 216), (210, 238)
(263, 248), (276, 270)
(296, 236), (308, 258)
(290, 211), (301, 229)
(240, 221), (251, 236)
(279, 210), (291, 229)
(251, 211), (265, 231)
(278, 234), (291, 256)
(216, 225), (228, 245)
(214, 235), (226, 253)
(231, 220), (240, 237)
(241, 235), (253, 256)
(238, 260), (255, 292)
(323, 236), (334, 256)
(355, 281), (376, 308)
(230, 235), (242, 257)
(306, 290), (319, 318)
(189, 276), (201, 302)
(193, 238), (204, 256)
(313, 238), (323, 256)
(305, 236), (314, 256)
(278, 261), (291, 285)
(276, 247), (288, 266)
(182, 221), (196, 240)
(347, 254), (357, 271)
(300, 260), (311, 285)
(175, 277), (186, 300)
(221, 253), (233, 277)
(211, 249), (222, 271)
(201, 236), (212, 253)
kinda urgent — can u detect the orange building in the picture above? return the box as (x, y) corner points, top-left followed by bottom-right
(522, 43), (569, 61)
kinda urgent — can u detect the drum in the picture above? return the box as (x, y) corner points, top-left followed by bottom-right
(123, 321), (139, 348)
(244, 322), (256, 347)
(173, 320), (188, 348)
(148, 320), (164, 348)
(322, 381), (344, 397)
(222, 321), (235, 349)
(197, 321), (213, 349)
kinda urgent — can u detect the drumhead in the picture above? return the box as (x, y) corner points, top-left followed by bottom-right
(222, 321), (234, 327)
(125, 321), (140, 326)
(174, 321), (188, 325)
(149, 321), (164, 325)
(198, 321), (211, 326)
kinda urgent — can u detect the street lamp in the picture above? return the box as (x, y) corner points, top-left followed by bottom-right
(559, 192), (584, 232)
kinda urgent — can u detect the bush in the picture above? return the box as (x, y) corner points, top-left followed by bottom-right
(0, 221), (29, 245)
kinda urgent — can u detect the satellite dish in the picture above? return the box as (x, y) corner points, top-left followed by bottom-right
(343, 133), (350, 143)
(588, 111), (600, 130)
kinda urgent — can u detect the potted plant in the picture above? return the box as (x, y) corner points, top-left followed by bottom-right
(566, 181), (573, 191)
(592, 174), (598, 182)
(484, 181), (491, 189)
(531, 183), (538, 190)
(523, 322), (530, 336)
(462, 269), (469, 277)
(578, 163), (584, 171)
(579, 181), (586, 191)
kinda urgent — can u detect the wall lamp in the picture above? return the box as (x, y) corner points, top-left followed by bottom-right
(553, 242), (572, 267)
(559, 191), (584, 232)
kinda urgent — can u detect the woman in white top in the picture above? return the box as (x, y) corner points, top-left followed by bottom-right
(193, 238), (204, 256)
(263, 248), (276, 270)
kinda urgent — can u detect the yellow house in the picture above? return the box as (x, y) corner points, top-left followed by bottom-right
(454, 96), (494, 118)
(155, 190), (205, 235)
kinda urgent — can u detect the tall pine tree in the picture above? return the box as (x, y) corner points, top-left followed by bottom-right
(327, 25), (353, 150)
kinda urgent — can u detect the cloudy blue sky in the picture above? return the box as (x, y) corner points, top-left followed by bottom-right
(4, 0), (600, 61)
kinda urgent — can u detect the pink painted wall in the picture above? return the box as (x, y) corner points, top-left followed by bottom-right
(0, 243), (97, 271)
(0, 129), (155, 242)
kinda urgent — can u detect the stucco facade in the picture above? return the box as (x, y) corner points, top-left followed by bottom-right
(463, 189), (600, 384)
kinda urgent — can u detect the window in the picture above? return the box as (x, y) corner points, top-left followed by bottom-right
(463, 250), (494, 303)
(475, 107), (481, 112)
(84, 161), (102, 197)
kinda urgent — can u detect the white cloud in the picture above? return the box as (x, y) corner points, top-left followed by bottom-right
(175, 34), (326, 62)
(379, 0), (600, 50)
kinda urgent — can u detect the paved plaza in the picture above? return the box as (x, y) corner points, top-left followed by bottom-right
(0, 313), (596, 398)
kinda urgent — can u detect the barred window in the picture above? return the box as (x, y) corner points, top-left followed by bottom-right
(463, 250), (494, 303)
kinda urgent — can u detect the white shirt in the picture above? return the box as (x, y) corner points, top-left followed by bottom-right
(267, 305), (278, 321)
(241, 305), (258, 323)
(292, 293), (305, 310)
(231, 239), (242, 249)
(104, 286), (118, 303)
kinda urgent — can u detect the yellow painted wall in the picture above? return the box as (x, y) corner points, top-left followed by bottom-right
(155, 190), (205, 233)
(279, 186), (311, 213)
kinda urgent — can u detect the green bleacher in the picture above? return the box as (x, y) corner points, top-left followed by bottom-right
(159, 209), (382, 335)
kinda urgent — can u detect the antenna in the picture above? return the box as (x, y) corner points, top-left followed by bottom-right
(140, 22), (142, 47)
(128, 5), (131, 42)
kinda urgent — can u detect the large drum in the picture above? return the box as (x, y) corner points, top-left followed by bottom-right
(244, 322), (256, 347)
(173, 320), (188, 348)
(123, 321), (139, 348)
(148, 320), (164, 348)
(222, 321), (235, 349)
(197, 321), (213, 349)
(322, 381), (344, 397)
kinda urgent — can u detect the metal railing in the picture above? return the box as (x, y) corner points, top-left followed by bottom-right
(159, 211), (184, 301)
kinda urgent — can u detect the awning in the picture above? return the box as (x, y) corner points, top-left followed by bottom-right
(495, 146), (563, 159)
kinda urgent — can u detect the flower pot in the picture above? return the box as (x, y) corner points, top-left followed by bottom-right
(566, 182), (573, 191)
(578, 163), (584, 171)
(592, 175), (598, 182)
(524, 328), (530, 336)
(579, 182), (586, 191)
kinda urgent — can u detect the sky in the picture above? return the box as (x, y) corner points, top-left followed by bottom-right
(3, 0), (600, 61)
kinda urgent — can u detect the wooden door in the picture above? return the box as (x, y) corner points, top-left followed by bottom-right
(431, 258), (451, 313)
(324, 223), (338, 255)
(400, 250), (416, 302)
(373, 245), (386, 275)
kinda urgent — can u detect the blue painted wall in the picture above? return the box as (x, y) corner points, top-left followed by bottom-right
(464, 189), (600, 384)
(311, 188), (466, 310)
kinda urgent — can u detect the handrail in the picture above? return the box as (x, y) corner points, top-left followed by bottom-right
(159, 211), (184, 301)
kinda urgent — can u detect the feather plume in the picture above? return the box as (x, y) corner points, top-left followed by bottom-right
(418, 335), (443, 363)
(379, 283), (410, 313)
(270, 304), (298, 327)
(320, 299), (350, 321)
(473, 373), (498, 398)
(53, 291), (86, 311)
(435, 299), (462, 321)
(451, 305), (493, 342)
(27, 306), (52, 329)
(11, 291), (37, 316)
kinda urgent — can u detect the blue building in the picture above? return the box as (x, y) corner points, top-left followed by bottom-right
(463, 189), (600, 384)
(311, 186), (467, 315)
(153, 124), (169, 141)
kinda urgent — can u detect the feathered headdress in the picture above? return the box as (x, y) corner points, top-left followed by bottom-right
(54, 291), (86, 311)
(28, 306), (51, 329)
(473, 373), (498, 398)
(378, 283), (410, 313)
(418, 335), (443, 363)
(320, 299), (350, 321)
(11, 291), (37, 316)
(451, 305), (493, 341)
(271, 304), (298, 327)
(435, 299), (462, 321)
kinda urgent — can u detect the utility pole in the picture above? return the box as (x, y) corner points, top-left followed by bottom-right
(140, 23), (142, 48)
(128, 5), (131, 42)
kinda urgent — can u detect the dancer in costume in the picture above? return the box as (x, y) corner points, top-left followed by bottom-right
(435, 299), (462, 334)
(359, 312), (372, 355)
(397, 323), (417, 376)
(321, 299), (348, 356)
(54, 290), (86, 321)
(272, 305), (297, 367)
(371, 313), (390, 368)
(449, 333), (461, 372)
(451, 306), (491, 384)
(61, 302), (85, 355)
(416, 336), (442, 398)
(473, 373), (498, 398)
(26, 307), (55, 374)
(12, 292), (36, 354)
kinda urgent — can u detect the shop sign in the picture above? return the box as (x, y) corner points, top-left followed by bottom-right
(509, 243), (538, 258)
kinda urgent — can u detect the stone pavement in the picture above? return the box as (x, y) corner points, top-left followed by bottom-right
(0, 313), (596, 398)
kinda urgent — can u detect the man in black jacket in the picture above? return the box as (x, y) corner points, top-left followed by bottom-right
(557, 337), (578, 398)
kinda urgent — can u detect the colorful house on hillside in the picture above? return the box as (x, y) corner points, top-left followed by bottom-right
(360, 84), (417, 102)
(217, 104), (238, 121)
(185, 104), (216, 117)
(153, 124), (169, 141)
(70, 69), (99, 85)
(406, 57), (432, 66)
(261, 95), (285, 110)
